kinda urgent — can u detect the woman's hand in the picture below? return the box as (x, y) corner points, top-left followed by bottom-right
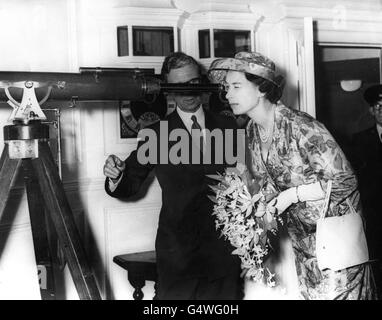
(267, 187), (298, 215)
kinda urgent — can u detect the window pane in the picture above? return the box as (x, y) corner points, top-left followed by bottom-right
(117, 26), (129, 56)
(198, 29), (210, 58)
(214, 29), (251, 57)
(177, 28), (181, 53)
(133, 26), (174, 56)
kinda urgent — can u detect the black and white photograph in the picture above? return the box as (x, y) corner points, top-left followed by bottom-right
(0, 0), (381, 307)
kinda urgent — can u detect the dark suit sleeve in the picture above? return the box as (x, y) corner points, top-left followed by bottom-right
(349, 132), (365, 174)
(105, 140), (155, 199)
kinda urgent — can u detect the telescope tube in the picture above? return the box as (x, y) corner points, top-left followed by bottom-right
(0, 70), (222, 103)
(0, 71), (161, 102)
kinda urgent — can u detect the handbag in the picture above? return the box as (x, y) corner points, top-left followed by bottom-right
(315, 180), (369, 271)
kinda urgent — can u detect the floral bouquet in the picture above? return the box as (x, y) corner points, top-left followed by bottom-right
(207, 163), (280, 287)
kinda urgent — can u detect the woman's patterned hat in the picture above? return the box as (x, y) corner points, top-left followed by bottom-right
(208, 51), (277, 85)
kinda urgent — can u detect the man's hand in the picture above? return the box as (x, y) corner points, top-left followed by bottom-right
(103, 155), (126, 183)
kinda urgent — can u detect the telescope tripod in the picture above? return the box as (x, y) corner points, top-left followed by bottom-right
(0, 121), (101, 300)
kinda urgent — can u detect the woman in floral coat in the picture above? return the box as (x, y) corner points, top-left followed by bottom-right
(208, 51), (376, 300)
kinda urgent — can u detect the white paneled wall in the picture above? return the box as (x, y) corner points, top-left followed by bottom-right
(1, 0), (382, 300)
(0, 0), (75, 72)
(0, 0), (161, 299)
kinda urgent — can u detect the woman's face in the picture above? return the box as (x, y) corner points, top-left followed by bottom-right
(224, 71), (263, 116)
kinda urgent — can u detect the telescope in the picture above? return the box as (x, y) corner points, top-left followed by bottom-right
(0, 67), (223, 300)
(0, 67), (222, 123)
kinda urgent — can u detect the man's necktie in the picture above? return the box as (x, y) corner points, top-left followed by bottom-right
(191, 115), (203, 150)
(191, 115), (202, 130)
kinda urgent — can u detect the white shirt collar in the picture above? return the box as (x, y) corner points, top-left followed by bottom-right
(376, 124), (382, 142)
(176, 106), (205, 133)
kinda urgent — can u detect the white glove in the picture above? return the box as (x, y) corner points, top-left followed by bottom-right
(267, 182), (325, 215)
(267, 187), (298, 215)
(296, 181), (325, 202)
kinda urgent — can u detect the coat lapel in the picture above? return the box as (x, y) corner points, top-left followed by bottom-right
(167, 109), (188, 133)
(166, 109), (203, 166)
(204, 109), (218, 131)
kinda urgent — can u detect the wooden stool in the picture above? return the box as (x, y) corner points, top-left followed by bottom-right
(113, 250), (157, 300)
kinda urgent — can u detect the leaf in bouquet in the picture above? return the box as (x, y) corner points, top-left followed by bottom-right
(239, 190), (251, 201)
(227, 197), (238, 208)
(265, 211), (274, 224)
(262, 221), (273, 235)
(254, 201), (266, 217)
(236, 162), (246, 174)
(248, 179), (261, 195)
(231, 248), (245, 256)
(253, 232), (260, 245)
(251, 193), (262, 204)
(259, 232), (268, 247)
(245, 205), (253, 217)
(207, 194), (219, 204)
(206, 174), (224, 181)
(267, 229), (281, 253)
(252, 185), (262, 196)
(266, 237), (275, 252)
(241, 261), (253, 271)
(268, 218), (278, 231)
(225, 185), (241, 195)
(266, 202), (277, 216)
(265, 192), (278, 203)
(255, 219), (263, 232)
(248, 237), (255, 249)
(208, 184), (226, 193)
(226, 167), (243, 177)
(220, 180), (231, 188)
(246, 217), (256, 228)
(247, 269), (263, 282)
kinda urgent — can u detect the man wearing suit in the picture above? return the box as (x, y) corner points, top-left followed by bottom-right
(351, 84), (382, 296)
(103, 52), (242, 300)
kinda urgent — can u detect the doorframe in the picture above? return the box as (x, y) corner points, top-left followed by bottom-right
(313, 42), (382, 151)
(315, 41), (382, 83)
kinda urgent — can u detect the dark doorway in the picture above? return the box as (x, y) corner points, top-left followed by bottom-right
(314, 45), (381, 157)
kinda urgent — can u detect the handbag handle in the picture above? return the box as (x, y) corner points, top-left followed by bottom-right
(346, 198), (357, 215)
(319, 181), (357, 219)
(319, 180), (333, 219)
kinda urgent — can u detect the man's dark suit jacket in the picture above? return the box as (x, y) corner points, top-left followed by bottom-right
(105, 108), (241, 289)
(351, 126), (382, 260)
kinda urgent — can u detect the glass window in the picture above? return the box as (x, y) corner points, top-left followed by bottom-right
(117, 26), (129, 56)
(133, 26), (174, 56)
(198, 29), (210, 58)
(214, 29), (251, 57)
(177, 28), (181, 53)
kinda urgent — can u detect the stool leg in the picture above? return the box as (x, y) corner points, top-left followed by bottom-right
(153, 281), (158, 300)
(128, 275), (145, 300)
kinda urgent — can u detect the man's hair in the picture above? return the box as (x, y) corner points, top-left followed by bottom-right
(364, 84), (382, 106)
(161, 51), (201, 80)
